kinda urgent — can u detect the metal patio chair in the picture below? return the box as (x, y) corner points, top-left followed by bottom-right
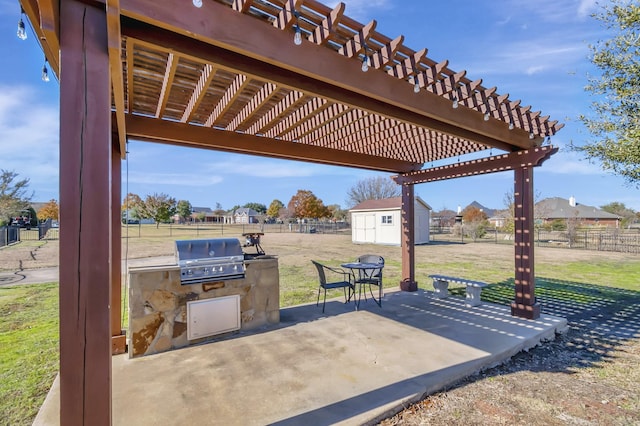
(354, 254), (384, 307)
(311, 260), (354, 313)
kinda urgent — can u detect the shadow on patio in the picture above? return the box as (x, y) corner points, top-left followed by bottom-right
(36, 288), (567, 425)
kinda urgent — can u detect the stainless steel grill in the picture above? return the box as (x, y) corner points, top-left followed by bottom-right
(175, 238), (245, 285)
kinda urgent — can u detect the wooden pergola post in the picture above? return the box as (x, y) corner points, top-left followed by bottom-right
(111, 138), (125, 354)
(511, 166), (540, 319)
(59, 2), (112, 424)
(400, 183), (417, 291)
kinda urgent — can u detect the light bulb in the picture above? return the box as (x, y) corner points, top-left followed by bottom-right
(42, 64), (50, 82)
(17, 19), (27, 40)
(529, 132), (535, 139)
(293, 26), (302, 45)
(452, 96), (459, 109)
(361, 56), (369, 72)
(413, 82), (420, 93)
(509, 121), (515, 130)
(192, 0), (203, 8)
(484, 112), (490, 121)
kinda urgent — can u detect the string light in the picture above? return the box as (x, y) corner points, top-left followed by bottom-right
(41, 59), (50, 82)
(192, 0), (203, 7)
(452, 94), (459, 109)
(508, 121), (515, 130)
(411, 76), (420, 93)
(17, 8), (27, 40)
(529, 132), (535, 139)
(293, 12), (303, 45)
(483, 102), (490, 121)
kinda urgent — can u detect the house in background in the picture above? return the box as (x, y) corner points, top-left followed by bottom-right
(350, 197), (431, 245)
(234, 207), (260, 224)
(537, 196), (621, 228)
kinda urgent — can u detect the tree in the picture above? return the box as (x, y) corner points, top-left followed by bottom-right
(122, 193), (143, 223)
(462, 206), (488, 241)
(243, 202), (267, 214)
(346, 176), (400, 207)
(266, 199), (285, 218)
(136, 193), (177, 228)
(327, 204), (347, 222)
(575, 1), (640, 184)
(38, 199), (59, 221)
(176, 200), (193, 223)
(601, 201), (637, 227)
(0, 170), (33, 225)
(287, 190), (331, 219)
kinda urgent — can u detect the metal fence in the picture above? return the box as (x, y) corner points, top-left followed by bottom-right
(536, 229), (640, 254)
(430, 226), (640, 254)
(0, 226), (20, 247)
(122, 221), (351, 238)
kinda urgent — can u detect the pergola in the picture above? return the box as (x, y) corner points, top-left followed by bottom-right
(22, 0), (562, 423)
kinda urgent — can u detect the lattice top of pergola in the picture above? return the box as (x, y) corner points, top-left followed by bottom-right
(26, 0), (564, 173)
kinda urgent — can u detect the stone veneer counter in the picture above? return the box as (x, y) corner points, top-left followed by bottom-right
(128, 257), (279, 358)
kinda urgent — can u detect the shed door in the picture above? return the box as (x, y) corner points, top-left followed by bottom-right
(355, 214), (375, 243)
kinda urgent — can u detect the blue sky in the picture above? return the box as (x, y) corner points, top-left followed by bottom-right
(1, 0), (638, 212)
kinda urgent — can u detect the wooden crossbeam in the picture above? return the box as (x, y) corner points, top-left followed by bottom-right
(289, 102), (348, 141)
(126, 37), (135, 114)
(272, 0), (303, 30)
(126, 114), (422, 173)
(280, 98), (332, 139)
(370, 35), (404, 70)
(204, 74), (248, 127)
(226, 82), (277, 131)
(232, 0), (253, 13)
(308, 2), (344, 45)
(180, 63), (215, 123)
(265, 97), (327, 138)
(245, 90), (304, 134)
(155, 52), (178, 118)
(338, 19), (376, 58)
(388, 48), (427, 79)
(393, 146), (558, 185)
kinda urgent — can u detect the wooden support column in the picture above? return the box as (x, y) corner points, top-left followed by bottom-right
(511, 166), (540, 319)
(400, 183), (417, 291)
(111, 137), (126, 355)
(59, 2), (112, 424)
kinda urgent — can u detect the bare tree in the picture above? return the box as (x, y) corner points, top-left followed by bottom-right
(346, 176), (400, 207)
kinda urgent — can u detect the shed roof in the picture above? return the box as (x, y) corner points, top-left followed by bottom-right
(350, 196), (431, 212)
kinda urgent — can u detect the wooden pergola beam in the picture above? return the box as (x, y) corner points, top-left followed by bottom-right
(126, 114), (422, 172)
(392, 146), (558, 184)
(107, 0), (127, 157)
(118, 0), (535, 150)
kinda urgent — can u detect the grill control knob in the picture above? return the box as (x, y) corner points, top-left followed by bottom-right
(187, 269), (193, 276)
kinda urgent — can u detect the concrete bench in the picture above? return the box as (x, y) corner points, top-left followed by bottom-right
(428, 274), (488, 307)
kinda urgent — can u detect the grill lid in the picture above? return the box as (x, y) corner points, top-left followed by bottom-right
(175, 238), (244, 265)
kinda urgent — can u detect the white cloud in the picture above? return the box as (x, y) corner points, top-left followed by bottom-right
(325, 0), (392, 20)
(0, 86), (59, 200)
(203, 158), (325, 178)
(127, 171), (223, 186)
(577, 0), (598, 19)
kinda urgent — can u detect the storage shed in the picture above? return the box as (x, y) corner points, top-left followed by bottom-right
(350, 197), (431, 245)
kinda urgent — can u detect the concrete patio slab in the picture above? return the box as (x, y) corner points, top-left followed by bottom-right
(34, 289), (567, 425)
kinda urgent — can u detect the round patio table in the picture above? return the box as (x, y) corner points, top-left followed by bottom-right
(341, 262), (384, 309)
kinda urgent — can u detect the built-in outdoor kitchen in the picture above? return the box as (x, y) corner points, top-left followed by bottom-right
(127, 234), (279, 358)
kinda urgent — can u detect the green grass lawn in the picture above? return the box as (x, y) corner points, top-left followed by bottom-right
(0, 283), (59, 426)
